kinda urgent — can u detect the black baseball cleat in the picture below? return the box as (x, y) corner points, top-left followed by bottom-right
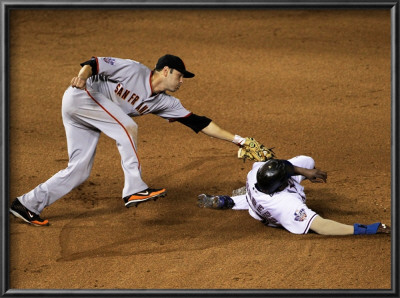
(9, 198), (49, 226)
(124, 188), (167, 208)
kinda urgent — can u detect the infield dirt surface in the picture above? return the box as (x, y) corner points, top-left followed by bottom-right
(8, 8), (391, 291)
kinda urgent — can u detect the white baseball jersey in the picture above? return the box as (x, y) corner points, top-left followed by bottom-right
(232, 155), (318, 234)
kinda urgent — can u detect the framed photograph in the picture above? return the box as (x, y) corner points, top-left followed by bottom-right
(1, 0), (398, 297)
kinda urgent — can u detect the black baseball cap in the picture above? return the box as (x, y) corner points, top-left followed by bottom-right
(156, 54), (195, 78)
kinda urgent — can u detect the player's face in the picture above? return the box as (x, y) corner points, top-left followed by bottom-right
(166, 68), (184, 92)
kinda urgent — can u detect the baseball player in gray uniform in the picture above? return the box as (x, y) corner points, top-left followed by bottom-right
(10, 54), (253, 226)
(198, 155), (391, 235)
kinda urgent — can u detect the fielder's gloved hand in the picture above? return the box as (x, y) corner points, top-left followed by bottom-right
(237, 137), (276, 162)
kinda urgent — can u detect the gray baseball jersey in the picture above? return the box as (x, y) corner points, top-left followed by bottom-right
(87, 57), (191, 119)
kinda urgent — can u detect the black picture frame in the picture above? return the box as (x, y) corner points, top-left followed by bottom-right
(1, 1), (398, 297)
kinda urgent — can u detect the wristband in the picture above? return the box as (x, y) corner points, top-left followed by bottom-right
(232, 135), (246, 146)
(217, 196), (235, 209)
(353, 223), (380, 235)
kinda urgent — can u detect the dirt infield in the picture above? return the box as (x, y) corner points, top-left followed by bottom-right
(8, 9), (391, 290)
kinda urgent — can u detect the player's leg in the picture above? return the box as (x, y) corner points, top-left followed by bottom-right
(83, 89), (165, 207)
(11, 88), (101, 224)
(17, 122), (100, 215)
(72, 88), (146, 193)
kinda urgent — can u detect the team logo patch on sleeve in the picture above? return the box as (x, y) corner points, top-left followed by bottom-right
(103, 57), (116, 65)
(294, 208), (307, 222)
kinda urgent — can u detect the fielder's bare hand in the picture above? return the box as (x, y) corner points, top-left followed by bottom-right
(70, 76), (87, 89)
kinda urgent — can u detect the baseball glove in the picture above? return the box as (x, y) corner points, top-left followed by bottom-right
(237, 137), (276, 162)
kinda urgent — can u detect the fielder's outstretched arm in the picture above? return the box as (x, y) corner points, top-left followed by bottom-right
(200, 121), (237, 142)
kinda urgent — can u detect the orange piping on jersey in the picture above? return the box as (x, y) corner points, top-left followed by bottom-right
(84, 88), (141, 170)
